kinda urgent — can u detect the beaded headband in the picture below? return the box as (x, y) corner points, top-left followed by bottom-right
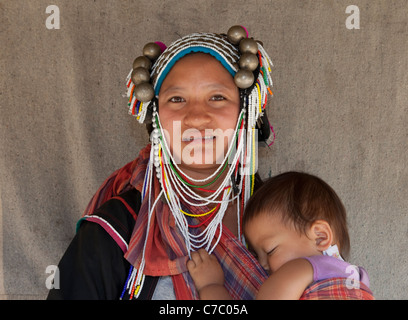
(125, 26), (275, 146)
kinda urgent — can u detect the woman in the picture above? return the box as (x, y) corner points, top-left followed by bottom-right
(47, 26), (275, 300)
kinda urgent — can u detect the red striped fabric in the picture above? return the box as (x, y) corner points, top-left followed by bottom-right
(300, 277), (374, 300)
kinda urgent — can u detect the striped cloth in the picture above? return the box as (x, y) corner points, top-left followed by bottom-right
(83, 144), (268, 299)
(300, 277), (374, 300)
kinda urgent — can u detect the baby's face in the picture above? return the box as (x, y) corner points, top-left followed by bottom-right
(244, 213), (320, 274)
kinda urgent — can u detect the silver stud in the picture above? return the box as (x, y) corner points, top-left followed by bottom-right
(131, 67), (150, 86)
(234, 69), (254, 89)
(134, 82), (155, 102)
(239, 38), (258, 55)
(239, 53), (259, 71)
(143, 42), (162, 61)
(132, 56), (152, 70)
(227, 25), (247, 45)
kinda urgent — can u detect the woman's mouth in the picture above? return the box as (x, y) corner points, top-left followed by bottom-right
(182, 135), (215, 143)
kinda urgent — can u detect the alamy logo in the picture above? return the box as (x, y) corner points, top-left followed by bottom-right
(152, 122), (259, 175)
(345, 5), (360, 30)
(45, 265), (60, 290)
(45, 5), (60, 30)
(345, 265), (361, 289)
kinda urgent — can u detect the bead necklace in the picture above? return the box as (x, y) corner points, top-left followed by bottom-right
(152, 107), (246, 253)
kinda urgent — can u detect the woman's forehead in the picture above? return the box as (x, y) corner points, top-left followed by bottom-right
(159, 53), (236, 92)
(170, 52), (228, 69)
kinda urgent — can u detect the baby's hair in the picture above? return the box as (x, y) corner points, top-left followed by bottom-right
(243, 171), (350, 258)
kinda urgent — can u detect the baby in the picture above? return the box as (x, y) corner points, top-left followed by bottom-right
(187, 171), (374, 300)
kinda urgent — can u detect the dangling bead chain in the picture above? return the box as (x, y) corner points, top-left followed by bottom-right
(153, 111), (245, 185)
(151, 108), (247, 253)
(157, 146), (224, 220)
(154, 111), (245, 206)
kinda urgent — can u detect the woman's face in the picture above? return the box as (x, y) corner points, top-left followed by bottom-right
(158, 53), (240, 178)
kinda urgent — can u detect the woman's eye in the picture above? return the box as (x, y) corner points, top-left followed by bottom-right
(210, 95), (225, 101)
(169, 96), (185, 103)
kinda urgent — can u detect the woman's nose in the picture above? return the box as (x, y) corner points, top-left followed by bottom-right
(183, 100), (212, 129)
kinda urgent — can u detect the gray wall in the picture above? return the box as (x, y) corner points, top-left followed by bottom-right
(1, 0), (407, 299)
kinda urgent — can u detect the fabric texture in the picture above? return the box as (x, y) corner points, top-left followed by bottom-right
(48, 189), (161, 300)
(300, 277), (374, 300)
(82, 144), (268, 299)
(46, 221), (130, 299)
(299, 254), (374, 300)
(304, 255), (370, 288)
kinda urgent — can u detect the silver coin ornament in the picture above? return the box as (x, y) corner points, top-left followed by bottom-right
(130, 41), (166, 103)
(239, 38), (259, 55)
(227, 31), (259, 89)
(135, 82), (155, 102)
(131, 67), (150, 86)
(143, 42), (162, 61)
(234, 69), (254, 89)
(239, 53), (259, 71)
(133, 56), (152, 70)
(227, 25), (247, 45)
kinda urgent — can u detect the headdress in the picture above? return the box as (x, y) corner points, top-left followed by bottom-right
(125, 26), (275, 147)
(122, 26), (275, 298)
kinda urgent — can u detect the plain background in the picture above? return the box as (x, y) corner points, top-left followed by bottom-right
(1, 0), (407, 299)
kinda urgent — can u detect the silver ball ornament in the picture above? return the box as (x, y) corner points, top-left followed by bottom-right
(132, 56), (152, 70)
(234, 69), (254, 89)
(239, 38), (259, 55)
(131, 67), (150, 86)
(134, 82), (155, 102)
(239, 53), (259, 71)
(143, 42), (162, 61)
(227, 25), (247, 45)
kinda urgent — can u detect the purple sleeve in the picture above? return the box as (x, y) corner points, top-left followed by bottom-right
(303, 255), (359, 283)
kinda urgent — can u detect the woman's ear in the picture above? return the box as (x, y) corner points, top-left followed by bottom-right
(308, 220), (333, 252)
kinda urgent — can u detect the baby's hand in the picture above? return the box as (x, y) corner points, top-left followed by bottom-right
(187, 248), (225, 292)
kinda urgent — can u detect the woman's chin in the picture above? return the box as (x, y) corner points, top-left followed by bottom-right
(176, 158), (226, 177)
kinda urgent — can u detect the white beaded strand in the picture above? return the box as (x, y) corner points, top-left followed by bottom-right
(154, 110), (245, 184)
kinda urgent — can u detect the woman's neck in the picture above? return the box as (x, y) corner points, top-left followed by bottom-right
(177, 165), (239, 237)
(176, 163), (231, 191)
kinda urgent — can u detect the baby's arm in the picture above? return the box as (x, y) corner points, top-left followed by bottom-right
(187, 249), (232, 300)
(256, 258), (314, 300)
